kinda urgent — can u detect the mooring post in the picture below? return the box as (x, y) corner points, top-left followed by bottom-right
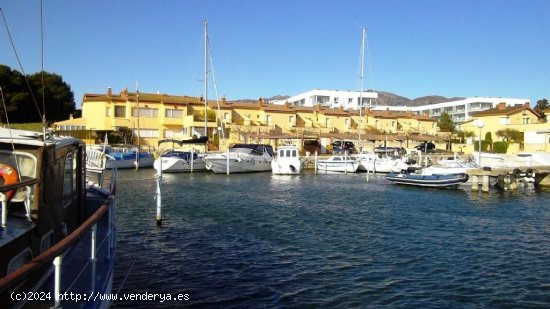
(226, 148), (230, 176)
(190, 148), (194, 173)
(509, 174), (518, 191)
(471, 174), (479, 192)
(156, 158), (162, 226)
(314, 151), (318, 175)
(481, 175), (490, 192)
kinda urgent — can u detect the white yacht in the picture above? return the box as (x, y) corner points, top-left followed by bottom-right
(205, 144), (274, 174)
(154, 137), (208, 172)
(271, 145), (302, 175)
(317, 154), (360, 173)
(154, 150), (207, 172)
(356, 147), (414, 173)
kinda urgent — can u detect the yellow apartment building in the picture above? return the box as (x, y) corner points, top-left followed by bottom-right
(55, 88), (450, 153)
(458, 102), (550, 153)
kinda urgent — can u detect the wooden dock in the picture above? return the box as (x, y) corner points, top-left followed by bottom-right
(467, 166), (550, 192)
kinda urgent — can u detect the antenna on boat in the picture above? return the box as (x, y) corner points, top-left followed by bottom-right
(203, 19), (208, 140)
(40, 0), (47, 143)
(205, 23), (227, 150)
(135, 81), (141, 170)
(358, 26), (366, 150)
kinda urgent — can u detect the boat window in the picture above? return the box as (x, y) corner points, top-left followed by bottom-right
(40, 231), (54, 253)
(63, 153), (73, 206)
(7, 248), (33, 275)
(334, 157), (341, 161)
(279, 150), (285, 157)
(0, 150), (37, 178)
(291, 150), (297, 157)
(72, 151), (78, 194)
(286, 150), (291, 157)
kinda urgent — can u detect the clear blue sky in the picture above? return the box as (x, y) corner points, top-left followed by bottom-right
(1, 0), (549, 108)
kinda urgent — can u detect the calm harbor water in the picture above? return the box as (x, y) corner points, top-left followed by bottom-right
(112, 169), (550, 308)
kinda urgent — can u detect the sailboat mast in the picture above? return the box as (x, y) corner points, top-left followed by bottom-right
(358, 27), (366, 148)
(136, 81), (141, 148)
(203, 19), (208, 137)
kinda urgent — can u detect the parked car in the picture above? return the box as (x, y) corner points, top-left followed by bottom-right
(332, 140), (356, 154)
(415, 142), (436, 153)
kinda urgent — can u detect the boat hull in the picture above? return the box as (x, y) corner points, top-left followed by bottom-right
(205, 157), (272, 173)
(154, 157), (207, 172)
(317, 161), (359, 173)
(386, 173), (469, 189)
(105, 156), (154, 169)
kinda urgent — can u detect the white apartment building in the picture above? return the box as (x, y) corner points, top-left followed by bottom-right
(372, 97), (530, 123)
(271, 89), (379, 110)
(271, 89), (529, 123)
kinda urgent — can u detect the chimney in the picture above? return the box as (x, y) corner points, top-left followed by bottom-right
(284, 102), (290, 110)
(122, 87), (128, 99)
(221, 96), (226, 105)
(498, 102), (506, 110)
(107, 87), (112, 96)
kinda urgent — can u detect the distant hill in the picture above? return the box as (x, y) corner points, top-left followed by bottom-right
(251, 92), (464, 107)
(372, 91), (464, 106)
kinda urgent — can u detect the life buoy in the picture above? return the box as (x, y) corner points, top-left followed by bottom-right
(0, 163), (19, 201)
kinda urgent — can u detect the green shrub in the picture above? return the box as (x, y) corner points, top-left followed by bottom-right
(493, 141), (509, 154)
(474, 140), (490, 151)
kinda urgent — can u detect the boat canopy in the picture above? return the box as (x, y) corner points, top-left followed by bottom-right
(157, 136), (208, 147)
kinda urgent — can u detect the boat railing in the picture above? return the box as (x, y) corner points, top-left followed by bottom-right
(1, 177), (40, 236)
(86, 148), (117, 189)
(0, 187), (116, 307)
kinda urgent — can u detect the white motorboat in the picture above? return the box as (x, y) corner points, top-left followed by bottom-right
(154, 150), (207, 172)
(317, 154), (360, 173)
(356, 147), (414, 173)
(154, 137), (208, 172)
(271, 145), (302, 175)
(205, 144), (274, 174)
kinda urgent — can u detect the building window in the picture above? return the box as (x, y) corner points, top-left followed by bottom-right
(289, 115), (295, 124)
(114, 106), (126, 118)
(224, 113), (229, 120)
(163, 129), (183, 138)
(134, 129), (159, 138)
(500, 117), (510, 125)
(106, 107), (111, 117)
(522, 118), (530, 124)
(165, 108), (183, 118)
(132, 108), (158, 118)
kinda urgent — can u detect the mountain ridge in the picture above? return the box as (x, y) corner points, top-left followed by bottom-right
(259, 91), (465, 106)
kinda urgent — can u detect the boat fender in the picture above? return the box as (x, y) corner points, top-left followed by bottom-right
(526, 169), (533, 178)
(400, 169), (407, 175)
(513, 168), (522, 178)
(290, 165), (296, 172)
(0, 163), (19, 201)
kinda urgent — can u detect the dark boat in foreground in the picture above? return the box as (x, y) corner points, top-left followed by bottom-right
(386, 170), (469, 189)
(0, 128), (116, 308)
